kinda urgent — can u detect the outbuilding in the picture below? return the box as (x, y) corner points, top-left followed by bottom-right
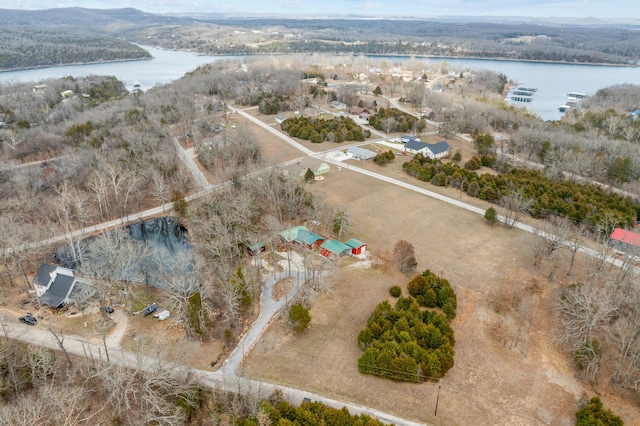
(609, 228), (640, 251)
(344, 238), (367, 255)
(346, 146), (376, 160)
(320, 239), (352, 258)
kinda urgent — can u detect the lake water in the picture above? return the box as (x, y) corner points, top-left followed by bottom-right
(1, 47), (637, 120)
(416, 57), (639, 120)
(0, 45), (238, 92)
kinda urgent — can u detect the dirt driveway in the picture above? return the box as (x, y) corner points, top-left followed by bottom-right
(240, 165), (636, 425)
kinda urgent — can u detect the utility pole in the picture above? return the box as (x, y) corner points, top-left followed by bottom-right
(434, 381), (442, 417)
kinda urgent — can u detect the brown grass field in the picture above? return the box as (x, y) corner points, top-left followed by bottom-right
(4, 109), (636, 425)
(233, 116), (637, 425)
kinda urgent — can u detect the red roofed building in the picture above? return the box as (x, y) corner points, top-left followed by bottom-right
(609, 228), (640, 251)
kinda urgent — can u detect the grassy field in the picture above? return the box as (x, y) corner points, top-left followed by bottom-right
(239, 162), (636, 425)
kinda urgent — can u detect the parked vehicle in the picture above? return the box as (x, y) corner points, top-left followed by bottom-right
(155, 310), (170, 321)
(19, 315), (37, 325)
(143, 303), (158, 316)
(102, 306), (114, 314)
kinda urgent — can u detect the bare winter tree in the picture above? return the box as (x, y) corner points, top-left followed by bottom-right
(393, 240), (417, 273)
(500, 185), (532, 229)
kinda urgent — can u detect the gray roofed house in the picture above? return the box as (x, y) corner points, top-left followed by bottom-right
(34, 263), (78, 308)
(39, 274), (75, 308)
(424, 141), (451, 159)
(347, 146), (377, 160)
(294, 157), (331, 177)
(34, 263), (57, 288)
(404, 140), (430, 154)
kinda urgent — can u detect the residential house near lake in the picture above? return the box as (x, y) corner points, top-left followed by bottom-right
(404, 140), (451, 159)
(33, 264), (95, 308)
(294, 157), (331, 178)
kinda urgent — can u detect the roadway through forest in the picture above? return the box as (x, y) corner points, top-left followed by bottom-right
(0, 317), (425, 426)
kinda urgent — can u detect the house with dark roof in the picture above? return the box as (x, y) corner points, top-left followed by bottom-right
(404, 139), (430, 154)
(424, 141), (451, 159)
(347, 146), (376, 160)
(34, 264), (77, 308)
(320, 239), (352, 258)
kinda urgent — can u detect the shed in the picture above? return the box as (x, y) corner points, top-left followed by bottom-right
(344, 238), (367, 255)
(401, 135), (420, 144)
(247, 242), (266, 256)
(347, 146), (376, 160)
(320, 239), (352, 258)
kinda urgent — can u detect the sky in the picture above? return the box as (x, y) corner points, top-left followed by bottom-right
(2, 0), (636, 19)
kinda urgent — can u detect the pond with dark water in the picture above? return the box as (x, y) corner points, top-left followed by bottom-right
(56, 217), (193, 288)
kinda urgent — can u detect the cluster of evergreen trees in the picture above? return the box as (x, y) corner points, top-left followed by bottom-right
(402, 154), (639, 230)
(280, 116), (367, 143)
(357, 272), (456, 382)
(236, 399), (387, 426)
(407, 269), (457, 320)
(368, 108), (421, 133)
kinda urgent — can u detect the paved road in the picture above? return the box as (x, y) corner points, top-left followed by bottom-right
(171, 136), (212, 190)
(0, 316), (425, 426)
(220, 269), (307, 375)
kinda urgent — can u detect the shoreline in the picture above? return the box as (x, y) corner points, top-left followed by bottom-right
(0, 56), (153, 74)
(1, 49), (635, 73)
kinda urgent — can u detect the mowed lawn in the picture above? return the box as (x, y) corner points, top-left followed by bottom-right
(241, 166), (596, 426)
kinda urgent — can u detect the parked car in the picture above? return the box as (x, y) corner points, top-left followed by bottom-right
(143, 303), (158, 316)
(155, 309), (170, 321)
(19, 315), (37, 325)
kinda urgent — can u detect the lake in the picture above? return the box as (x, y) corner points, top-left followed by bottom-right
(1, 47), (637, 121)
(0, 45), (238, 92)
(414, 56), (639, 120)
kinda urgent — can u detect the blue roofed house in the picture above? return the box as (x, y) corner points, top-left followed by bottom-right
(424, 141), (451, 159)
(33, 264), (77, 308)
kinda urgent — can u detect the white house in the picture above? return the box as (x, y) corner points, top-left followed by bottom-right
(404, 139), (430, 154)
(424, 141), (451, 159)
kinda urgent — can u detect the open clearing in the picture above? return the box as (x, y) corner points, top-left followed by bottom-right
(240, 165), (636, 425)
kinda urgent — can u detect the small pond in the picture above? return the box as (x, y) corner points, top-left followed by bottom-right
(56, 216), (193, 288)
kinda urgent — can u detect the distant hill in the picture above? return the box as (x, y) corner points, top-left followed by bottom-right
(0, 8), (192, 71)
(0, 7), (188, 29)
